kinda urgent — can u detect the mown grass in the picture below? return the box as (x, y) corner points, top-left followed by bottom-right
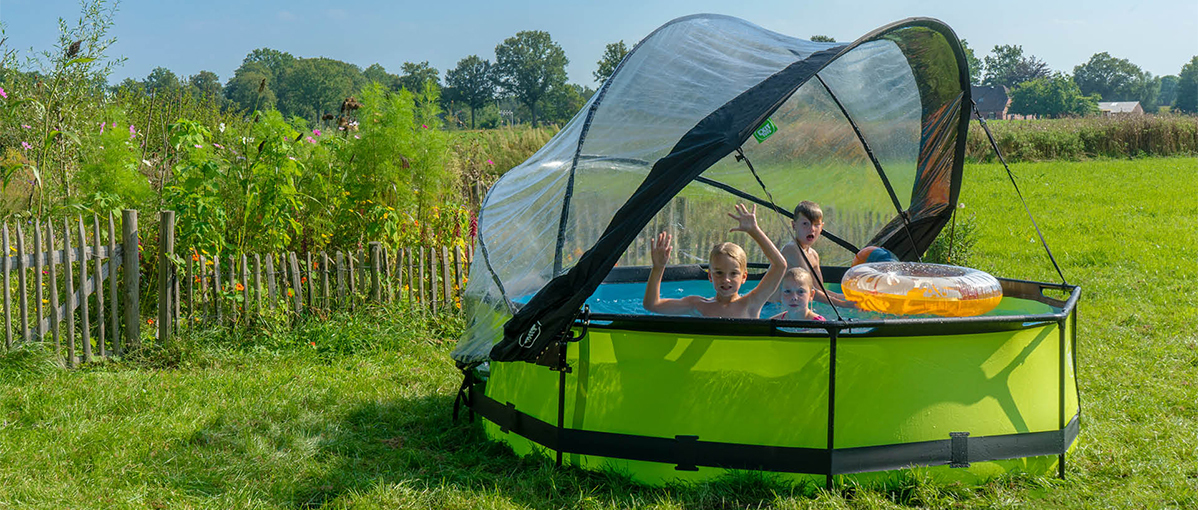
(2, 157), (1197, 508)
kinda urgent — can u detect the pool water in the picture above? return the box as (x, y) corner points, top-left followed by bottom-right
(580, 279), (1058, 319)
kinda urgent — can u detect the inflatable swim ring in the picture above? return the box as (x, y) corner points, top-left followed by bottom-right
(841, 262), (1003, 317)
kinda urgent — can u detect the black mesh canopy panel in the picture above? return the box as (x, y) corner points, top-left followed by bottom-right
(453, 15), (971, 365)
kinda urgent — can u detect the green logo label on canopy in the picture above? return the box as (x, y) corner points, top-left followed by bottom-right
(753, 118), (777, 143)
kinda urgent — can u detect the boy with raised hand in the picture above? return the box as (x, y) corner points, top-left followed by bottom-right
(643, 203), (787, 319)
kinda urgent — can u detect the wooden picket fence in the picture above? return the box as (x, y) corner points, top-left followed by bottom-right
(0, 211), (141, 366)
(0, 210), (473, 364)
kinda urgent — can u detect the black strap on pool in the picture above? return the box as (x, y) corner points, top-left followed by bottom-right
(467, 384), (1080, 476)
(815, 74), (922, 262)
(972, 103), (1068, 286)
(735, 147), (845, 322)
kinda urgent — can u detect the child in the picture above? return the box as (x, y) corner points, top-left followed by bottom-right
(778, 200), (854, 308)
(643, 203), (786, 319)
(771, 268), (825, 321)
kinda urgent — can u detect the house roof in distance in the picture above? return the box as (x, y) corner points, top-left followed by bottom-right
(971, 85), (1009, 113)
(1098, 101), (1142, 113)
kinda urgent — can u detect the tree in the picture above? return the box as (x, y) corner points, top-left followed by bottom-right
(810, 35), (836, 42)
(363, 63), (398, 88)
(224, 61), (276, 112)
(1158, 75), (1179, 109)
(1175, 56), (1198, 113)
(276, 57), (366, 121)
(143, 66), (182, 94)
(960, 39), (983, 86)
(242, 48), (295, 81)
(982, 45), (1050, 89)
(1073, 52), (1160, 110)
(593, 40), (629, 83)
(493, 30), (569, 127)
(541, 83), (595, 125)
(188, 70), (222, 97)
(397, 61), (439, 94)
(445, 55), (495, 129)
(1008, 73), (1099, 118)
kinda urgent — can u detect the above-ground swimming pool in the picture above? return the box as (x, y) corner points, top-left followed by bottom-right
(465, 265), (1080, 487)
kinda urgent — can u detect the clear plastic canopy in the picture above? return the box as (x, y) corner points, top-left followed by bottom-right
(454, 14), (971, 365)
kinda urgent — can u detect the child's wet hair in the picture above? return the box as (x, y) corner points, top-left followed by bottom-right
(793, 201), (823, 224)
(709, 242), (748, 273)
(784, 267), (816, 290)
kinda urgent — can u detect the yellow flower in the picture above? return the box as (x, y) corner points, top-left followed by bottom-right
(42, 299), (49, 304)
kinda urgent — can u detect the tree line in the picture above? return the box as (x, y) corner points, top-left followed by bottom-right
(111, 33), (634, 130)
(959, 41), (1197, 117)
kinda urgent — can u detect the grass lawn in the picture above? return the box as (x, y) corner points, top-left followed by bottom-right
(1, 157), (1196, 509)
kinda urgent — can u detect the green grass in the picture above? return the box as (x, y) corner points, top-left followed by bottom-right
(2, 157), (1197, 508)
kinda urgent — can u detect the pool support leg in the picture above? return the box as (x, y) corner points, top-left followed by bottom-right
(1058, 317), (1066, 480)
(826, 327), (839, 490)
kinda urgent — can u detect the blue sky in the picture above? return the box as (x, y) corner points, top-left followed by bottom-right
(2, 0), (1195, 86)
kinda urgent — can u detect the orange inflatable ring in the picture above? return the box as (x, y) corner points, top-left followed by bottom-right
(841, 262), (1003, 317)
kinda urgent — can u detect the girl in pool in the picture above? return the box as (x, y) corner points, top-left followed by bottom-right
(771, 268), (825, 321)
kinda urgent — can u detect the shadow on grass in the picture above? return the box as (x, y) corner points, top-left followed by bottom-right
(288, 393), (821, 509)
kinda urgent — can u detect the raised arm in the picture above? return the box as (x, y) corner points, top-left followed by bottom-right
(642, 232), (697, 315)
(729, 204), (787, 306)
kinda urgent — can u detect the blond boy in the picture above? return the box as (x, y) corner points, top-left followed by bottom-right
(643, 204), (786, 318)
(778, 200), (854, 308)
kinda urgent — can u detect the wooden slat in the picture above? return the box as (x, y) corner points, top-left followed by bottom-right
(417, 247), (425, 306)
(265, 254), (277, 308)
(2, 224), (9, 349)
(253, 254), (263, 314)
(428, 247), (438, 313)
(227, 255), (236, 322)
(46, 220), (62, 357)
(288, 252), (302, 317)
(441, 246), (452, 308)
(32, 221), (44, 342)
(122, 210), (140, 352)
(336, 251), (346, 308)
(305, 252), (315, 311)
(63, 220), (77, 367)
(199, 255), (209, 320)
(76, 217), (91, 362)
(16, 223), (29, 344)
(320, 252), (330, 311)
(108, 213), (119, 354)
(401, 248), (409, 305)
(347, 251), (357, 308)
(92, 216), (106, 356)
(185, 253), (194, 328)
(356, 248), (366, 304)
(381, 247), (392, 302)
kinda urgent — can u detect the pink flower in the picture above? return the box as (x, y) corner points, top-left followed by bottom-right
(0, 87), (6, 99)
(21, 141), (32, 150)
(111, 122), (116, 128)
(129, 124), (136, 137)
(486, 159), (494, 165)
(313, 129), (321, 136)
(353, 135), (360, 139)
(212, 142), (224, 149)
(305, 136), (316, 144)
(21, 124), (31, 129)
(193, 144), (203, 149)
(421, 124), (428, 129)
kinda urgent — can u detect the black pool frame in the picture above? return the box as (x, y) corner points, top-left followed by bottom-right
(458, 265), (1081, 488)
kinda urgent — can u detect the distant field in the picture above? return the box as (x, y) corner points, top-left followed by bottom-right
(0, 157), (1195, 509)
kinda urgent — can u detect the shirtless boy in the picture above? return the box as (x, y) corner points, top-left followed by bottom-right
(643, 203), (786, 319)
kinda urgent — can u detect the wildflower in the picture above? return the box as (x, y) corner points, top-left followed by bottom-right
(194, 144), (203, 149)
(213, 143), (224, 149)
(309, 341), (316, 347)
(194, 276), (200, 283)
(313, 129), (321, 136)
(301, 276), (307, 284)
(353, 135), (360, 139)
(486, 159), (494, 165)
(0, 87), (6, 99)
(306, 137), (316, 144)
(21, 142), (32, 151)
(205, 260), (214, 266)
(219, 122), (226, 133)
(100, 122), (105, 135)
(129, 124), (136, 138)
(287, 289), (295, 297)
(21, 124), (31, 129)
(235, 283), (245, 291)
(421, 124), (428, 129)
(42, 299), (48, 304)
(147, 318), (155, 325)
(288, 156), (297, 161)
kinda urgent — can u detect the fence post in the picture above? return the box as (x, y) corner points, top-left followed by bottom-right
(369, 242), (381, 302)
(2, 224), (9, 350)
(157, 211), (175, 346)
(122, 209), (140, 351)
